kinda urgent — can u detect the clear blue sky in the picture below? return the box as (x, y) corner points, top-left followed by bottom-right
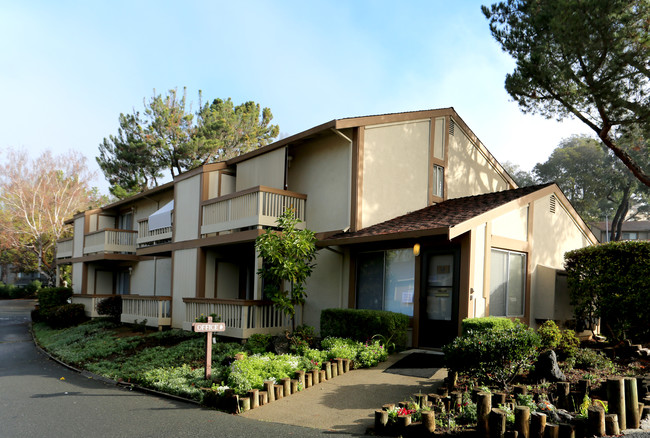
(1, 0), (591, 194)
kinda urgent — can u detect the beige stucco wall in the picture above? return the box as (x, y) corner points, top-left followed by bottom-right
(98, 214), (115, 230)
(174, 175), (201, 242)
(529, 193), (593, 325)
(287, 131), (351, 233)
(131, 258), (171, 296)
(71, 262), (83, 294)
(73, 218), (84, 258)
(236, 147), (286, 192)
(362, 120), (430, 228)
(221, 174), (235, 196)
(132, 193), (174, 224)
(447, 122), (510, 199)
(302, 248), (349, 334)
(216, 262), (239, 299)
(492, 206), (528, 241)
(171, 248), (197, 328)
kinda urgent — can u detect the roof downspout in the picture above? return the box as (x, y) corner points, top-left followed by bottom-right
(330, 128), (353, 233)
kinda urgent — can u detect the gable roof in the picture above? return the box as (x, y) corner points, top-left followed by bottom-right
(592, 220), (650, 233)
(320, 183), (555, 246)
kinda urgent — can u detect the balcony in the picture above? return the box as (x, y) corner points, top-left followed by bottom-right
(182, 298), (291, 338)
(201, 186), (306, 236)
(121, 295), (172, 329)
(137, 218), (173, 248)
(56, 237), (73, 259)
(83, 229), (137, 255)
(71, 294), (115, 318)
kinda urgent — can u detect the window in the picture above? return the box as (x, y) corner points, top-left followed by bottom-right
(433, 165), (444, 198)
(356, 249), (415, 317)
(622, 232), (637, 240)
(489, 249), (526, 317)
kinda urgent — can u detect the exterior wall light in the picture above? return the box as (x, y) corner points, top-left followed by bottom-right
(413, 243), (421, 257)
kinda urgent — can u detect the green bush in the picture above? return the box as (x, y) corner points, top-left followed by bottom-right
(37, 287), (73, 310)
(537, 320), (562, 351)
(443, 322), (541, 388)
(461, 316), (517, 335)
(321, 337), (359, 361)
(320, 308), (409, 349)
(226, 353), (305, 394)
(245, 334), (272, 354)
(356, 339), (388, 368)
(565, 241), (650, 341)
(565, 348), (615, 372)
(288, 324), (316, 353)
(558, 329), (580, 360)
(48, 304), (87, 328)
(25, 280), (42, 296)
(96, 295), (122, 321)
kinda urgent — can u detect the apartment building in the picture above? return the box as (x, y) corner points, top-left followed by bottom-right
(56, 108), (597, 347)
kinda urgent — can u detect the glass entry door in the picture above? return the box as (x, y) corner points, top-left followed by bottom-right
(419, 249), (460, 347)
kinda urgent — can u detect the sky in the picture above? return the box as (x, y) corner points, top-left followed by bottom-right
(0, 0), (593, 195)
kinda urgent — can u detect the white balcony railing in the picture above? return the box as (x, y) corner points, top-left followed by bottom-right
(83, 229), (137, 255)
(137, 218), (173, 248)
(201, 186), (306, 236)
(182, 298), (291, 338)
(121, 295), (172, 329)
(56, 238), (73, 259)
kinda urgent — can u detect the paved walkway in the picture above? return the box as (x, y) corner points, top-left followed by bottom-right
(239, 351), (447, 435)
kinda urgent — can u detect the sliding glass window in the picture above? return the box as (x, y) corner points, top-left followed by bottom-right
(489, 249), (525, 317)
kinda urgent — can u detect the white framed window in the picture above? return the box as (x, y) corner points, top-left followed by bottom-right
(433, 165), (444, 198)
(489, 249), (526, 317)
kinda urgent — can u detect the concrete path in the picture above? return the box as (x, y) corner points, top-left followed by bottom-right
(240, 351), (447, 435)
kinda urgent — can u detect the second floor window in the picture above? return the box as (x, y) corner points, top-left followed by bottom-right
(433, 165), (444, 198)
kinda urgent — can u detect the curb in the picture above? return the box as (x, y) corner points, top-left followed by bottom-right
(29, 322), (201, 407)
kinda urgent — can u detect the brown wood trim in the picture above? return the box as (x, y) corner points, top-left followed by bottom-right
(81, 263), (88, 294)
(182, 297), (274, 306)
(458, 233), (472, 336)
(350, 127), (364, 232)
(443, 116), (450, 200)
(57, 237), (74, 243)
(136, 243), (173, 256)
(218, 171), (223, 197)
(335, 108), (451, 130)
(201, 169), (210, 202)
(66, 253), (141, 264)
(428, 119), (434, 205)
(320, 227), (449, 247)
(170, 252), (175, 301)
(172, 162), (228, 184)
(198, 172), (205, 238)
(122, 295), (171, 301)
(176, 229), (263, 250)
(524, 201), (535, 326)
(201, 185), (307, 206)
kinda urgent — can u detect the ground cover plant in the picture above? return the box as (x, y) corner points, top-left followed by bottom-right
(33, 319), (392, 407)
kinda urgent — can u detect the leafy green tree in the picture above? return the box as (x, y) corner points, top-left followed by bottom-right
(483, 0), (650, 188)
(97, 112), (162, 198)
(565, 241), (650, 341)
(254, 209), (317, 330)
(98, 88), (279, 198)
(502, 161), (537, 187)
(533, 135), (649, 240)
(190, 97), (280, 166)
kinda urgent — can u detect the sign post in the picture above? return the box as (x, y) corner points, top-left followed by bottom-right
(192, 316), (226, 380)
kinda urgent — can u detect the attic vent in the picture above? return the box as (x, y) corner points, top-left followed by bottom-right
(549, 195), (556, 214)
(449, 119), (455, 136)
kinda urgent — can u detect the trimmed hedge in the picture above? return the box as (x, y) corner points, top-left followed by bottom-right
(96, 295), (122, 321)
(36, 287), (73, 310)
(48, 304), (87, 328)
(565, 240), (650, 341)
(320, 308), (409, 349)
(461, 316), (517, 335)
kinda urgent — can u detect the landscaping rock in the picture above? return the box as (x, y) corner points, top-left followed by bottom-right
(533, 350), (566, 382)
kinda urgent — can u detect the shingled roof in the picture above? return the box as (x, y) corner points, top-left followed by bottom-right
(321, 183), (554, 246)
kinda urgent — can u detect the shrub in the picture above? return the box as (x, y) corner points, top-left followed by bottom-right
(288, 324), (316, 353)
(320, 308), (409, 349)
(558, 329), (580, 360)
(565, 348), (615, 372)
(443, 322), (541, 388)
(321, 337), (359, 361)
(245, 334), (272, 354)
(565, 241), (650, 341)
(538, 320), (562, 351)
(461, 316), (517, 335)
(301, 348), (328, 370)
(37, 287), (72, 310)
(25, 280), (42, 296)
(226, 353), (304, 394)
(96, 295), (122, 321)
(356, 339), (388, 368)
(48, 304), (87, 328)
